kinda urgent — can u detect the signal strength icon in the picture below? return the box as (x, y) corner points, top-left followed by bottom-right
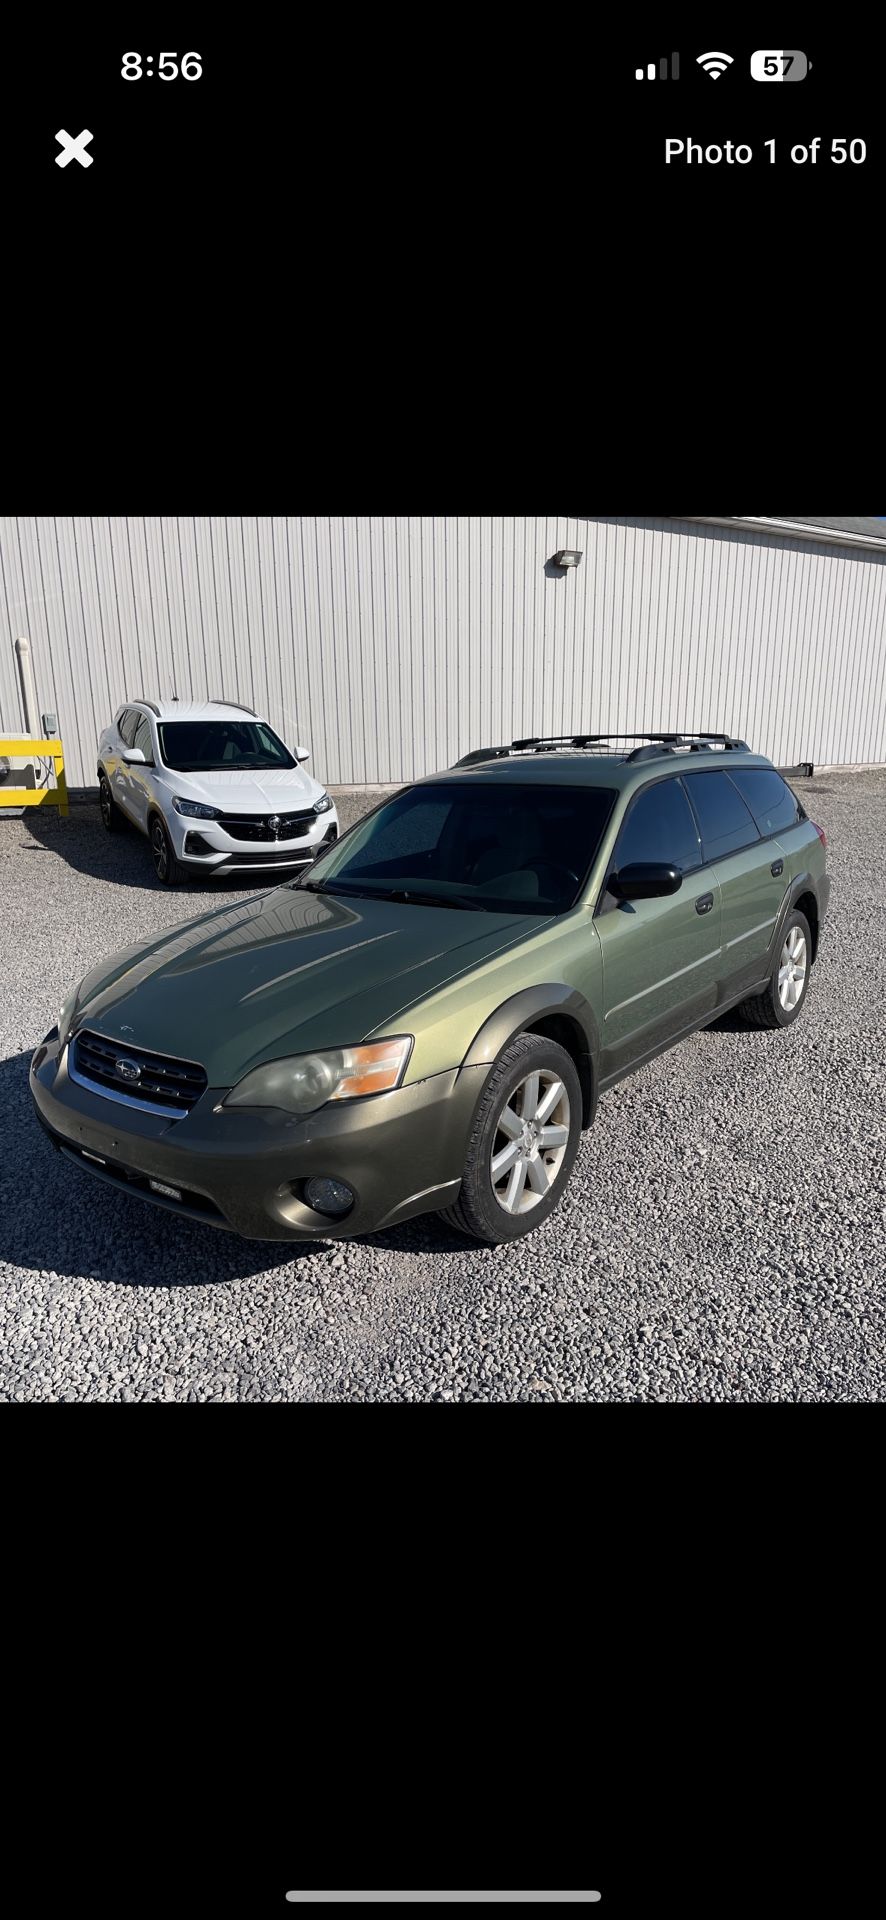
(696, 51), (734, 78)
(635, 54), (680, 80)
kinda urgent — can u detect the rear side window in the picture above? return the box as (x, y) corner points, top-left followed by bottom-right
(118, 708), (138, 746)
(729, 768), (804, 836)
(683, 772), (760, 860)
(613, 777), (702, 875)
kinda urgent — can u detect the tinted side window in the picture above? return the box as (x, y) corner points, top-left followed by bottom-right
(614, 778), (702, 875)
(133, 715), (154, 761)
(684, 772), (760, 860)
(729, 768), (803, 836)
(118, 708), (138, 746)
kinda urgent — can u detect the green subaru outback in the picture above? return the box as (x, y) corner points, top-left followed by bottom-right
(30, 732), (829, 1246)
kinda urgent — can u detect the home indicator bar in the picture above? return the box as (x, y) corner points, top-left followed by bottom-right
(284, 1898), (602, 1907)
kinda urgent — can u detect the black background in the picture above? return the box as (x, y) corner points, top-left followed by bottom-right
(5, 22), (885, 498)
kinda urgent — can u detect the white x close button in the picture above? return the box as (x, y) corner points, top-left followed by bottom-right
(55, 129), (94, 168)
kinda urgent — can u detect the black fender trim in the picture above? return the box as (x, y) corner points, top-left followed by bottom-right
(768, 870), (823, 968)
(460, 985), (600, 1127)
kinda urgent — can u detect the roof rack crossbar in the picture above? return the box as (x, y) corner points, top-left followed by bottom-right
(210, 698), (257, 717)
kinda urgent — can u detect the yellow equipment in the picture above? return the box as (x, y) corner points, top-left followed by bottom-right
(0, 736), (69, 816)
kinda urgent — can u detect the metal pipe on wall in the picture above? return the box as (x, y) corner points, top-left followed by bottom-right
(14, 636), (39, 733)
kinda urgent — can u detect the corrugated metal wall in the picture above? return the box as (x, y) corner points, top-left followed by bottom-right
(1, 515), (884, 788)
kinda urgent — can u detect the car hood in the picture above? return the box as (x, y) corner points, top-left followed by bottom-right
(68, 887), (542, 1087)
(166, 767), (322, 812)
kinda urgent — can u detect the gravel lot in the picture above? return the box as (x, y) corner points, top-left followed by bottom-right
(1, 772), (884, 1402)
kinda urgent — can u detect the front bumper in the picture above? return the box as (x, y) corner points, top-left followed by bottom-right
(169, 808), (339, 875)
(29, 1029), (487, 1241)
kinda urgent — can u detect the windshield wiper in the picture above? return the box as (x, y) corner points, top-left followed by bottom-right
(349, 886), (488, 911)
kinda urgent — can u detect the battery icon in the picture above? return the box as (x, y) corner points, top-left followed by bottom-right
(751, 49), (810, 82)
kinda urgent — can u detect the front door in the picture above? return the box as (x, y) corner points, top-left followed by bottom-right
(595, 774), (722, 1081)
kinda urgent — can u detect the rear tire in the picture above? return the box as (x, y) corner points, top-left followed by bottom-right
(443, 1031), (582, 1245)
(149, 813), (181, 886)
(738, 909), (812, 1029)
(98, 771), (122, 833)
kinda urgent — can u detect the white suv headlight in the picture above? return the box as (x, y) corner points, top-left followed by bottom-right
(313, 793), (333, 814)
(172, 797), (222, 819)
(222, 1037), (412, 1115)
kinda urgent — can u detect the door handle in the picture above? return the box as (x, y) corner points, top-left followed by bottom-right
(770, 858), (784, 877)
(695, 892), (714, 915)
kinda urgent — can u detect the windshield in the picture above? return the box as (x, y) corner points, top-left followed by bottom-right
(157, 720), (296, 773)
(300, 780), (617, 915)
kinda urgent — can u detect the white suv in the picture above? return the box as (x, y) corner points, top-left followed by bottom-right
(97, 698), (339, 885)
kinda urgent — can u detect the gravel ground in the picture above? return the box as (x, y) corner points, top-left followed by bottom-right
(1, 772), (884, 1402)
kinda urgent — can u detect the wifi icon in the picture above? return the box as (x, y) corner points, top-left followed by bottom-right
(697, 50), (734, 78)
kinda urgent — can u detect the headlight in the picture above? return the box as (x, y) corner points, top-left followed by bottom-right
(222, 1036), (413, 1115)
(172, 797), (222, 819)
(313, 793), (333, 814)
(58, 987), (78, 1047)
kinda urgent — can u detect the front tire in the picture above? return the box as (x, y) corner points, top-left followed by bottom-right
(149, 814), (181, 886)
(739, 909), (812, 1029)
(443, 1031), (582, 1245)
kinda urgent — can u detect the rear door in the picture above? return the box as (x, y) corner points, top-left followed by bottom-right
(682, 770), (786, 998)
(595, 774), (722, 1080)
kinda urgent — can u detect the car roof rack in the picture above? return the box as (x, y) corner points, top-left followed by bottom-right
(453, 731), (749, 768)
(210, 698), (257, 716)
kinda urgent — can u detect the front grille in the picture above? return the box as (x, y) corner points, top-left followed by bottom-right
(218, 810), (315, 842)
(221, 851), (314, 867)
(71, 1030), (208, 1114)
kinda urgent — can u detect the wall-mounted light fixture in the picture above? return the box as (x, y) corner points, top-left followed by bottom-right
(551, 549), (582, 570)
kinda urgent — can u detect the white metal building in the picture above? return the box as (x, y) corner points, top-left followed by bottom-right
(1, 515), (884, 791)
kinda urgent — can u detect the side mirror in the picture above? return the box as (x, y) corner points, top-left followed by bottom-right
(611, 862), (683, 900)
(122, 747), (146, 766)
(295, 745), (310, 764)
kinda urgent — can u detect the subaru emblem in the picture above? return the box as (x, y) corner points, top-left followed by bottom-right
(115, 1058), (141, 1083)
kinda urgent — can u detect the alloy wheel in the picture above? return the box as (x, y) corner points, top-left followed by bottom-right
(490, 1069), (571, 1215)
(778, 925), (807, 1010)
(99, 779), (111, 826)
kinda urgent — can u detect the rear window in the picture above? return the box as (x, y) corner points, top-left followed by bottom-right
(729, 768), (804, 836)
(683, 771), (760, 860)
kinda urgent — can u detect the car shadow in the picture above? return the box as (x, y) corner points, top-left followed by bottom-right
(0, 1048), (330, 1287)
(702, 1009), (752, 1035)
(352, 1217), (484, 1255)
(22, 803), (277, 897)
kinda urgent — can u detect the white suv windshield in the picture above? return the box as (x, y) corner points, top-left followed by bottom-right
(157, 720), (295, 773)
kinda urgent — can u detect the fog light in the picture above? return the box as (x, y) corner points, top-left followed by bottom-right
(303, 1176), (354, 1217)
(183, 831), (213, 856)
